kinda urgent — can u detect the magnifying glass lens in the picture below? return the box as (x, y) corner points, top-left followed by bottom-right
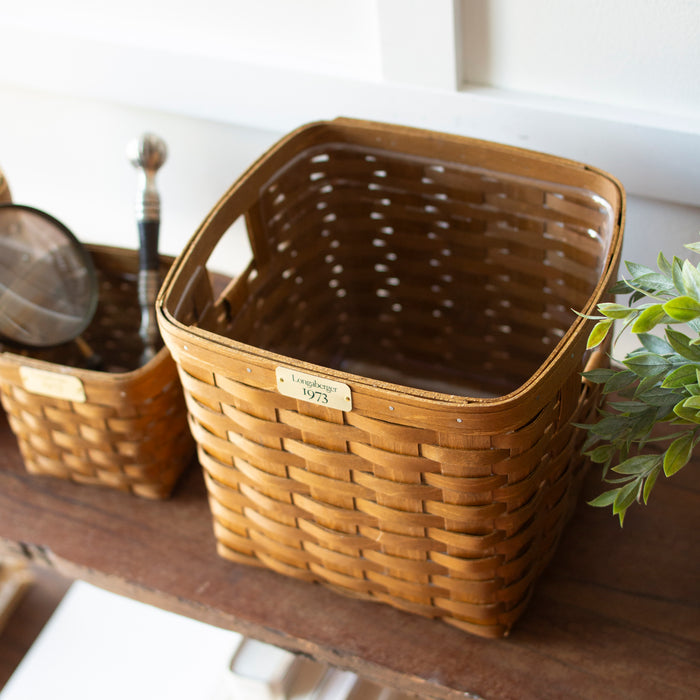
(0, 204), (98, 347)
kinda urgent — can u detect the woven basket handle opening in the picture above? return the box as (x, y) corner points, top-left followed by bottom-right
(160, 179), (268, 325)
(160, 124), (346, 325)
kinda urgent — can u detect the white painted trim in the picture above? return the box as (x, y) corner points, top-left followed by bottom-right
(0, 24), (697, 207)
(377, 0), (462, 90)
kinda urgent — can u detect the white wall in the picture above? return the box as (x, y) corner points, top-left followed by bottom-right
(4, 0), (698, 116)
(0, 86), (277, 275)
(0, 0), (383, 81)
(0, 0), (698, 287)
(460, 0), (700, 120)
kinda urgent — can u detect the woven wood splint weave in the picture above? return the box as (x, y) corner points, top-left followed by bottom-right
(0, 246), (193, 498)
(157, 119), (625, 637)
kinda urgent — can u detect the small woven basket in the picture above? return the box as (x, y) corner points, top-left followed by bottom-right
(0, 245), (194, 499)
(157, 119), (625, 636)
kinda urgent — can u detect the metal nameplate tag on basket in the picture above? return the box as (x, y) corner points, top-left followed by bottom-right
(19, 366), (86, 403)
(276, 367), (352, 411)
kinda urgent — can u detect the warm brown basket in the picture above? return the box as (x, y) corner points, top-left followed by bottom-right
(0, 245), (194, 499)
(157, 119), (625, 637)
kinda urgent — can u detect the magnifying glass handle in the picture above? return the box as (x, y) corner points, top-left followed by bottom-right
(128, 133), (167, 364)
(74, 335), (102, 370)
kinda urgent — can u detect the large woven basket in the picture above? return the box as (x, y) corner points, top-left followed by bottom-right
(0, 245), (194, 499)
(157, 119), (625, 637)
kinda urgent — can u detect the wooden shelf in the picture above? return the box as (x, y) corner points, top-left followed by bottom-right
(0, 411), (697, 699)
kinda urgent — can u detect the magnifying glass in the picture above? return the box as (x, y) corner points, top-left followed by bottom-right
(0, 203), (100, 365)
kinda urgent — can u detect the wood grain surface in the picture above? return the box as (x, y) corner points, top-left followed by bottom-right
(0, 410), (697, 700)
(0, 564), (71, 690)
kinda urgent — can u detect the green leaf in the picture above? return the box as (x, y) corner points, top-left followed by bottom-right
(607, 400), (651, 414)
(578, 244), (700, 524)
(587, 414), (633, 440)
(645, 430), (689, 443)
(663, 295), (700, 322)
(643, 465), (661, 504)
(613, 479), (640, 515)
(609, 279), (635, 295)
(682, 260), (700, 299)
(666, 328), (700, 362)
(598, 302), (634, 319)
(581, 441), (600, 460)
(632, 375), (665, 398)
(661, 364), (700, 388)
(682, 395), (700, 409)
(655, 405), (678, 423)
(663, 433), (695, 476)
(587, 490), (619, 508)
(636, 385), (683, 406)
(673, 257), (685, 294)
(625, 261), (656, 278)
(629, 408), (660, 443)
(582, 368), (619, 384)
(673, 399), (700, 424)
(638, 333), (673, 355)
(631, 273), (676, 296)
(623, 353), (670, 378)
(657, 251), (673, 277)
(587, 444), (616, 464)
(587, 319), (613, 349)
(603, 369), (637, 394)
(573, 309), (606, 321)
(631, 304), (666, 333)
(612, 454), (662, 475)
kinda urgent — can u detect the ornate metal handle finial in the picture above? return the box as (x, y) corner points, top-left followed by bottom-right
(127, 133), (168, 364)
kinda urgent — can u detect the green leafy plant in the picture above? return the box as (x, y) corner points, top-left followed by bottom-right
(578, 239), (700, 525)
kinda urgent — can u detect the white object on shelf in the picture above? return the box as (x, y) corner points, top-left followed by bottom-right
(310, 669), (363, 700)
(0, 581), (243, 700)
(286, 657), (329, 700)
(215, 636), (302, 700)
(0, 576), (419, 700)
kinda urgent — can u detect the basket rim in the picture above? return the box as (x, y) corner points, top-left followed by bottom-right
(158, 304), (608, 416)
(0, 245), (175, 385)
(157, 117), (626, 410)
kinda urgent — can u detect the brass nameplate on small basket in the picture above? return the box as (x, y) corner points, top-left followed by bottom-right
(276, 367), (352, 411)
(19, 366), (86, 403)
